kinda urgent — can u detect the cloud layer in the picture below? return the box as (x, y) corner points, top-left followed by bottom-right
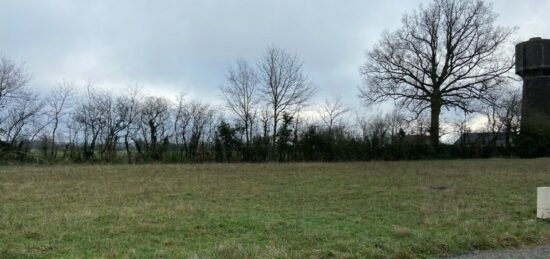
(1, 0), (548, 108)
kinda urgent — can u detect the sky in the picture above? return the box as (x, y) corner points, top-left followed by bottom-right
(1, 0), (549, 121)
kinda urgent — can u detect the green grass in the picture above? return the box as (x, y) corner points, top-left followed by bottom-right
(1, 160), (550, 258)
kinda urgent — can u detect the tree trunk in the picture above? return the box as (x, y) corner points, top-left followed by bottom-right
(124, 133), (132, 163)
(271, 111), (278, 161)
(51, 120), (58, 159)
(244, 119), (250, 161)
(429, 100), (441, 149)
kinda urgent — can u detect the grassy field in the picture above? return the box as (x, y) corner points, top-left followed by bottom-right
(1, 160), (550, 258)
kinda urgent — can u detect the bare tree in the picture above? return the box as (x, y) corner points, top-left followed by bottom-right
(258, 108), (272, 160)
(74, 84), (107, 161)
(356, 114), (370, 142)
(0, 57), (31, 139)
(72, 85), (129, 161)
(498, 89), (521, 148)
(173, 92), (190, 159)
(66, 112), (82, 159)
(319, 97), (350, 135)
(117, 85), (141, 163)
(359, 0), (515, 148)
(452, 112), (473, 147)
(365, 115), (390, 149)
(1, 93), (43, 146)
(385, 109), (408, 143)
(259, 108), (271, 140)
(483, 86), (521, 148)
(0, 57), (30, 111)
(258, 47), (317, 157)
(138, 96), (171, 161)
(221, 59), (259, 160)
(0, 57), (48, 160)
(187, 101), (215, 161)
(46, 81), (74, 158)
(98, 90), (126, 161)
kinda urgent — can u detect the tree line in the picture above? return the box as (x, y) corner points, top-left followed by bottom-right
(0, 0), (531, 163)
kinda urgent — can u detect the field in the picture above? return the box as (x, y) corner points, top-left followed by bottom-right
(1, 160), (550, 258)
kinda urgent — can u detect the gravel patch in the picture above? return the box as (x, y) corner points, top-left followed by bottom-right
(447, 246), (550, 259)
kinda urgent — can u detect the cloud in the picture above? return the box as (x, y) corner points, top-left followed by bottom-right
(0, 0), (547, 112)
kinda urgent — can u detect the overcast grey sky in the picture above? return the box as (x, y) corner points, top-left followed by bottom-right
(1, 0), (549, 109)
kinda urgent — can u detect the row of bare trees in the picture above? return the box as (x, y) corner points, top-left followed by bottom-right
(0, 50), (361, 162)
(0, 47), (324, 162)
(0, 59), (219, 162)
(66, 87), (218, 162)
(0, 54), (522, 163)
(0, 0), (527, 162)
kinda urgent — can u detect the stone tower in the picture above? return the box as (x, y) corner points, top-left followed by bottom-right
(516, 37), (550, 156)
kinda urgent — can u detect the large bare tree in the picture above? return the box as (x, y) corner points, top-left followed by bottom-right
(221, 59), (259, 160)
(258, 47), (316, 156)
(359, 0), (515, 148)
